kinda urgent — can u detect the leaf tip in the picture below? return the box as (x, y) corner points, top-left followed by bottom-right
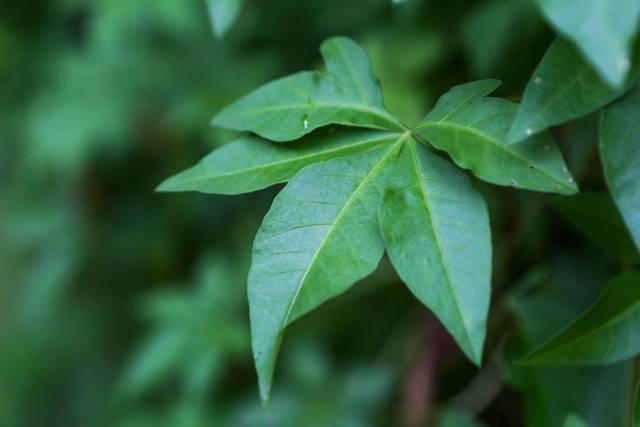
(485, 78), (503, 92)
(155, 178), (175, 193)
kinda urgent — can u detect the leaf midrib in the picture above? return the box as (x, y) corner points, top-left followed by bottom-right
(281, 134), (409, 326)
(417, 121), (574, 192)
(407, 140), (477, 359)
(164, 133), (399, 187)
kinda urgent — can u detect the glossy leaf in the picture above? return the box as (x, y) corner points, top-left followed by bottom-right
(600, 83), (640, 253)
(519, 273), (640, 364)
(248, 140), (405, 400)
(157, 128), (399, 194)
(207, 0), (244, 37)
(507, 39), (640, 143)
(212, 36), (404, 141)
(414, 80), (577, 194)
(550, 192), (639, 262)
(379, 140), (491, 364)
(536, 0), (640, 88)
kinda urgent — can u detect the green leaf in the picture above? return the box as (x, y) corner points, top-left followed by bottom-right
(535, 0), (640, 88)
(519, 273), (640, 365)
(206, 0), (244, 37)
(156, 128), (399, 194)
(549, 192), (640, 262)
(212, 36), (404, 142)
(507, 38), (640, 144)
(248, 138), (406, 401)
(379, 140), (491, 364)
(414, 80), (578, 194)
(507, 269), (633, 427)
(437, 408), (485, 427)
(600, 83), (640, 253)
(563, 414), (588, 427)
(634, 379), (640, 427)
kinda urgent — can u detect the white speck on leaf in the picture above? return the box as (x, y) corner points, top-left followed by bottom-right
(303, 119), (309, 129)
(526, 128), (533, 136)
(617, 58), (631, 72)
(534, 77), (542, 84)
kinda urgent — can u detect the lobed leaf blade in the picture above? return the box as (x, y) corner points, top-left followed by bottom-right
(248, 139), (405, 401)
(156, 128), (399, 194)
(414, 80), (577, 194)
(212, 37), (403, 142)
(379, 140), (491, 364)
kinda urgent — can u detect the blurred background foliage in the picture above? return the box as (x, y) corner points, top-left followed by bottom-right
(0, 0), (636, 426)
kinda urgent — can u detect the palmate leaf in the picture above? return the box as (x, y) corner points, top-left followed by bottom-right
(157, 128), (398, 194)
(535, 0), (640, 88)
(158, 36), (603, 402)
(212, 37), (404, 142)
(600, 83), (640, 253)
(248, 137), (406, 400)
(507, 39), (640, 144)
(519, 273), (640, 365)
(206, 0), (244, 37)
(379, 139), (491, 363)
(414, 80), (578, 194)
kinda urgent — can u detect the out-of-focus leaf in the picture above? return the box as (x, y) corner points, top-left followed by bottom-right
(379, 140), (491, 364)
(549, 192), (640, 262)
(507, 262), (631, 427)
(436, 409), (485, 427)
(463, 0), (541, 77)
(212, 36), (404, 142)
(24, 52), (134, 176)
(365, 30), (446, 125)
(248, 142), (403, 400)
(92, 0), (203, 49)
(600, 83), (640, 253)
(118, 255), (248, 401)
(119, 331), (186, 399)
(535, 0), (640, 88)
(563, 414), (588, 427)
(634, 379), (640, 427)
(207, 0), (244, 37)
(414, 80), (577, 194)
(519, 273), (640, 364)
(507, 39), (640, 143)
(157, 129), (399, 194)
(231, 342), (393, 427)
